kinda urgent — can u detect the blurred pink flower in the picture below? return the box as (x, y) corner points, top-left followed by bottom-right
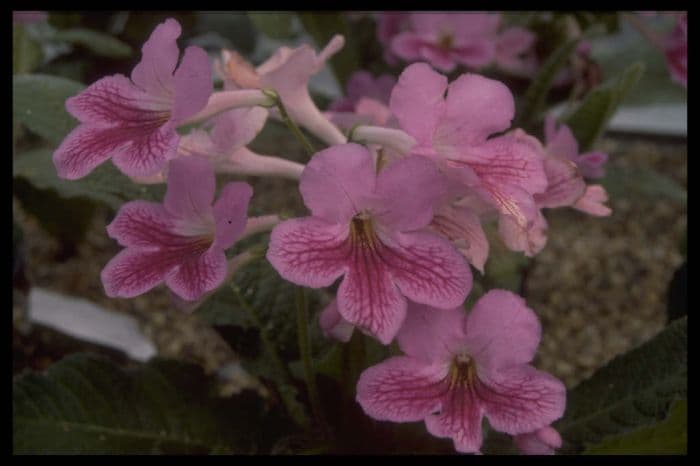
(664, 13), (687, 87)
(514, 426), (562, 455)
(376, 12), (411, 65)
(54, 19), (212, 179)
(543, 116), (608, 179)
(356, 291), (566, 453)
(329, 71), (396, 112)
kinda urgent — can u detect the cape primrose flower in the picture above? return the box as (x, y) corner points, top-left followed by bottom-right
(267, 143), (472, 344)
(356, 290), (566, 453)
(101, 157), (252, 301)
(54, 18), (212, 179)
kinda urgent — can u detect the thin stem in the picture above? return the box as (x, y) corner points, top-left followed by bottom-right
(295, 286), (330, 438)
(265, 89), (316, 157)
(231, 283), (311, 430)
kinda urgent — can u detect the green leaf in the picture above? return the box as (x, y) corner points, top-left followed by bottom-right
(516, 37), (581, 128)
(248, 12), (297, 40)
(13, 149), (165, 210)
(600, 166), (687, 205)
(52, 28), (132, 58)
(13, 353), (285, 454)
(13, 25), (43, 74)
(555, 317), (687, 454)
(297, 13), (360, 87)
(13, 74), (84, 144)
(584, 399), (686, 454)
(563, 61), (645, 151)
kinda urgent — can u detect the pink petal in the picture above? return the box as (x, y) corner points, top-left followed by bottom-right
(497, 27), (536, 59)
(355, 98), (392, 126)
(53, 124), (124, 179)
(573, 185), (612, 217)
(576, 151), (608, 179)
(101, 246), (185, 298)
(356, 356), (448, 422)
(171, 46), (213, 122)
(434, 73), (515, 149)
(266, 217), (350, 288)
(424, 388), (484, 454)
(534, 157), (586, 209)
(65, 75), (170, 126)
(380, 230), (472, 310)
(374, 155), (448, 232)
(431, 204), (489, 273)
(544, 118), (579, 162)
(210, 107), (268, 152)
(163, 156), (216, 223)
(106, 200), (178, 249)
(498, 209), (548, 257)
(514, 426), (562, 455)
(479, 365), (566, 435)
(299, 144), (376, 224)
(110, 122), (179, 177)
(397, 302), (468, 363)
(130, 18), (181, 99)
(389, 63), (447, 148)
(420, 46), (458, 72)
(391, 32), (426, 61)
(464, 290), (541, 371)
(337, 248), (407, 344)
(212, 182), (253, 250)
(450, 13), (501, 38)
(319, 299), (354, 342)
(165, 248), (227, 301)
(451, 39), (496, 69)
(410, 13), (451, 36)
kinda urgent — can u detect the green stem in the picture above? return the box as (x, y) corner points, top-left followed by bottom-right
(295, 287), (330, 438)
(230, 283), (311, 430)
(265, 89), (316, 157)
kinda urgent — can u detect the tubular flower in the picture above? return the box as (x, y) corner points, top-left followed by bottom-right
(356, 290), (566, 453)
(101, 157), (252, 301)
(390, 13), (499, 72)
(54, 18), (212, 179)
(543, 116), (608, 180)
(389, 63), (548, 243)
(267, 143), (472, 344)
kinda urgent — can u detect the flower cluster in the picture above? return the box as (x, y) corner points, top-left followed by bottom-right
(55, 17), (614, 454)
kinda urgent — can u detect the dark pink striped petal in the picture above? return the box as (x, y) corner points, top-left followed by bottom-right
(267, 217), (351, 288)
(110, 122), (179, 177)
(106, 200), (178, 249)
(101, 248), (181, 298)
(53, 124), (125, 179)
(356, 356), (448, 422)
(381, 230), (472, 310)
(424, 386), (484, 453)
(165, 248), (227, 301)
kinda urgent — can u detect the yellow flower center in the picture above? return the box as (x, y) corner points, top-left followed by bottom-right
(448, 353), (477, 389)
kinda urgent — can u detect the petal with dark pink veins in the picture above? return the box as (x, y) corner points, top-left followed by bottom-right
(478, 365), (566, 435)
(356, 356), (448, 421)
(267, 217), (351, 288)
(165, 248), (227, 301)
(381, 230), (472, 310)
(424, 386), (484, 454)
(110, 122), (179, 177)
(106, 201), (178, 249)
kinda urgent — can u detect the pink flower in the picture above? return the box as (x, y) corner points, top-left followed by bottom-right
(356, 290), (566, 454)
(216, 37), (347, 145)
(376, 12), (411, 65)
(329, 71), (396, 112)
(391, 13), (500, 72)
(101, 157), (252, 301)
(390, 63), (547, 241)
(664, 13), (687, 87)
(495, 27), (538, 77)
(513, 426), (562, 455)
(319, 298), (355, 343)
(543, 116), (608, 179)
(54, 18), (212, 179)
(267, 143), (472, 344)
(430, 202), (489, 274)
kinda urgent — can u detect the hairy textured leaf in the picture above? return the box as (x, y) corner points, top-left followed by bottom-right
(517, 37), (581, 128)
(297, 12), (359, 87)
(13, 149), (165, 211)
(248, 12), (297, 40)
(555, 317), (686, 454)
(584, 399), (686, 454)
(52, 28), (132, 58)
(13, 353), (284, 454)
(563, 62), (645, 151)
(13, 74), (84, 144)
